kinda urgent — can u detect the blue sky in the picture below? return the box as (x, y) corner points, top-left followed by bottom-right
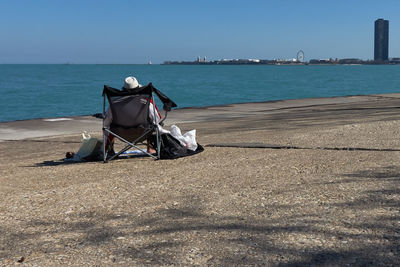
(1, 0), (399, 64)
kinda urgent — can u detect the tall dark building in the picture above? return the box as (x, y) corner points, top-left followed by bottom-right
(374, 18), (389, 62)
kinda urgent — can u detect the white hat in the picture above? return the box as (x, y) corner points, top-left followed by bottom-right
(123, 76), (140, 89)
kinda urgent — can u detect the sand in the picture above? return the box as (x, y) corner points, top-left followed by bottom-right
(0, 94), (399, 266)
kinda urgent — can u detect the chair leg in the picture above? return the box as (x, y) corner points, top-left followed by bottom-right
(156, 128), (161, 159)
(103, 128), (107, 163)
(103, 131), (116, 163)
(108, 144), (132, 161)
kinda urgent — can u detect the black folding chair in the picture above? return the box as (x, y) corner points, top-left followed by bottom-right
(102, 83), (176, 163)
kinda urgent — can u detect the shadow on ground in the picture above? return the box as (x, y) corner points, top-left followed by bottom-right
(1, 167), (399, 265)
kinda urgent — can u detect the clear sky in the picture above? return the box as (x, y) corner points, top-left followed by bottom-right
(1, 0), (399, 64)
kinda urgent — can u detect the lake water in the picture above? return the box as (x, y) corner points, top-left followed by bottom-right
(0, 64), (399, 122)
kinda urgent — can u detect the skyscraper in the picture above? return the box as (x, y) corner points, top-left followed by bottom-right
(374, 19), (389, 62)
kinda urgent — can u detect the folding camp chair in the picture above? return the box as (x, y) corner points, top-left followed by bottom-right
(102, 83), (176, 163)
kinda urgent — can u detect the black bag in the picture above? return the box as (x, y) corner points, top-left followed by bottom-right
(150, 133), (204, 159)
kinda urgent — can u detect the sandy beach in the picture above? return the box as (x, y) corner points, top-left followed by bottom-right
(1, 94), (400, 266)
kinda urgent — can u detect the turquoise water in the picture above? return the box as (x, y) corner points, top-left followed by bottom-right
(0, 64), (399, 122)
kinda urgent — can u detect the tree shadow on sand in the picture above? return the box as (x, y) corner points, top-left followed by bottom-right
(1, 167), (399, 265)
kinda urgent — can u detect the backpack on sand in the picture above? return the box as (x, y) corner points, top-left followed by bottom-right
(149, 133), (204, 159)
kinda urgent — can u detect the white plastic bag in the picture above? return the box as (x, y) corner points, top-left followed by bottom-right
(73, 131), (102, 161)
(170, 125), (198, 151)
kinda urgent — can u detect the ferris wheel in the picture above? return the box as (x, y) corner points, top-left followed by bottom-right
(297, 50), (305, 62)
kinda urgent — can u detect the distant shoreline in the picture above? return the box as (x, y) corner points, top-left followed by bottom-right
(163, 58), (400, 65)
(2, 62), (400, 66)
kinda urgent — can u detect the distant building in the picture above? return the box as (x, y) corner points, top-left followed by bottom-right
(374, 18), (389, 62)
(197, 56), (207, 63)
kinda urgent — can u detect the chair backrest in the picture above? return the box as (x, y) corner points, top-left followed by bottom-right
(109, 94), (151, 128)
(103, 83), (178, 128)
(103, 85), (154, 128)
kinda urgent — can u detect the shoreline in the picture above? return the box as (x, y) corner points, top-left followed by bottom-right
(0, 94), (350, 124)
(2, 92), (400, 124)
(2, 93), (400, 142)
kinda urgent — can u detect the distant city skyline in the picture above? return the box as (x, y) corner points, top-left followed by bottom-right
(0, 0), (400, 64)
